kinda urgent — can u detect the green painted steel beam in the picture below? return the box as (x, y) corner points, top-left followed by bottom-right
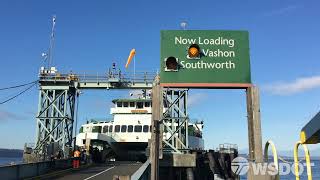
(112, 99), (151, 103)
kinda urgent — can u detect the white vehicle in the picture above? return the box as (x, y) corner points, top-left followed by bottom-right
(76, 96), (204, 161)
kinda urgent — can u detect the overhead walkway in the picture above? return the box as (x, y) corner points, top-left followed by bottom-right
(38, 70), (156, 90)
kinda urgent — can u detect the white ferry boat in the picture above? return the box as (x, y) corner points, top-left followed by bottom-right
(76, 95), (204, 161)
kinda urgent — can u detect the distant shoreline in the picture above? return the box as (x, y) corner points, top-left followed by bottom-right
(0, 148), (23, 158)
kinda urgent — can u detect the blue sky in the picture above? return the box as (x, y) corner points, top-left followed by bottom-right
(0, 0), (320, 153)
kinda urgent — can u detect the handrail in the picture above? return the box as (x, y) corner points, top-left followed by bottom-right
(264, 140), (279, 180)
(39, 71), (157, 83)
(131, 159), (150, 180)
(294, 141), (312, 180)
(0, 158), (74, 179)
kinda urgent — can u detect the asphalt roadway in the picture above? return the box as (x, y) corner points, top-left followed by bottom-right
(48, 161), (142, 180)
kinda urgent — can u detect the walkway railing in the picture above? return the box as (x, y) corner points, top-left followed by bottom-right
(0, 158), (73, 180)
(294, 141), (312, 180)
(131, 159), (150, 180)
(264, 140), (279, 180)
(39, 71), (157, 84)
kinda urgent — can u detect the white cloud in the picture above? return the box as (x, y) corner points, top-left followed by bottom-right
(187, 93), (208, 107)
(263, 76), (320, 95)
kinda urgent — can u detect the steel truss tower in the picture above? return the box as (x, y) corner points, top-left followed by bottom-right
(31, 70), (155, 160)
(34, 81), (77, 160)
(162, 89), (189, 153)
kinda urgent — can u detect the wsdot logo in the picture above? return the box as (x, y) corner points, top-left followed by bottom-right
(231, 157), (249, 175)
(231, 156), (314, 176)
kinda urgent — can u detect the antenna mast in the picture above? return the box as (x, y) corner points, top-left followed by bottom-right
(47, 15), (56, 68)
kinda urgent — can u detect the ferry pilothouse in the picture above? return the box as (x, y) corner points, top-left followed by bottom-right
(76, 92), (204, 162)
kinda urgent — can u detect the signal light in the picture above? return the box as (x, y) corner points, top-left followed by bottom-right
(165, 57), (179, 71)
(187, 44), (201, 59)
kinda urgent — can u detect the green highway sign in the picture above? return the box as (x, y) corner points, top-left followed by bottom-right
(160, 30), (252, 88)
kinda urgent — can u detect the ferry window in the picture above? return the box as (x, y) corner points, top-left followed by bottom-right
(149, 125), (152, 132)
(121, 125), (127, 132)
(117, 102), (122, 107)
(134, 125), (142, 132)
(123, 102), (128, 107)
(145, 102), (150, 107)
(128, 125), (133, 132)
(143, 125), (149, 132)
(115, 125), (120, 132)
(130, 102), (135, 107)
(92, 126), (101, 133)
(102, 126), (108, 133)
(109, 125), (113, 132)
(137, 102), (143, 109)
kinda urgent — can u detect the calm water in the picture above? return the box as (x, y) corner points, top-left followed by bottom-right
(0, 157), (23, 166)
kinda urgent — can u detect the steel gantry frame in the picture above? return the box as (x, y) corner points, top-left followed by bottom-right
(33, 70), (155, 160)
(33, 70), (191, 160)
(162, 89), (189, 153)
(150, 80), (191, 180)
(34, 82), (77, 160)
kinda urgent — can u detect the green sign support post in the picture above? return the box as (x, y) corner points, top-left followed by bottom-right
(160, 30), (252, 88)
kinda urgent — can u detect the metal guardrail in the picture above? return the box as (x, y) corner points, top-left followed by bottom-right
(264, 140), (279, 180)
(294, 141), (312, 180)
(39, 71), (157, 84)
(0, 158), (73, 180)
(217, 143), (238, 154)
(263, 140), (313, 180)
(131, 159), (150, 180)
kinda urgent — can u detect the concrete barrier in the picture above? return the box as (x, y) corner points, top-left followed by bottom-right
(0, 159), (73, 180)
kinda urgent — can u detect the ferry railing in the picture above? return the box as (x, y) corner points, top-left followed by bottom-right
(294, 141), (312, 180)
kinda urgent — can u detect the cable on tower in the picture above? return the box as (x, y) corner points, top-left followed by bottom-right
(0, 81), (37, 104)
(0, 80), (38, 91)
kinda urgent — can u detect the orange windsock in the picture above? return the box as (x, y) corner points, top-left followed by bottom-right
(125, 49), (136, 68)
